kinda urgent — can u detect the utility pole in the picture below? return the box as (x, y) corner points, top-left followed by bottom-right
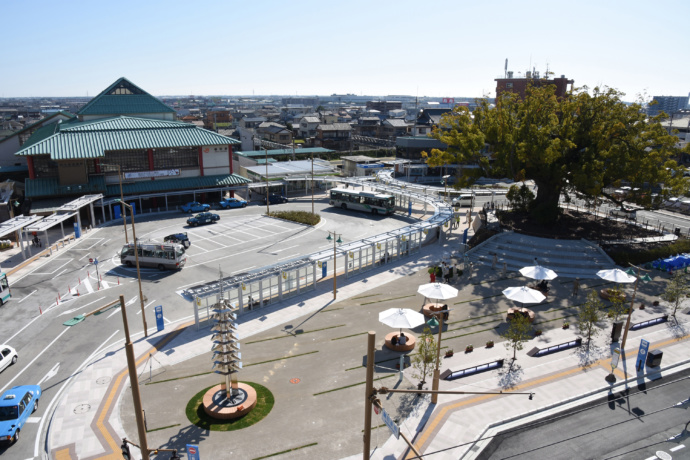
(265, 147), (270, 215)
(120, 294), (150, 460)
(363, 331), (375, 460)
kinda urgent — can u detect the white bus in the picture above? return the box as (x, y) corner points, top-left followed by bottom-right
(329, 188), (395, 215)
(120, 242), (187, 271)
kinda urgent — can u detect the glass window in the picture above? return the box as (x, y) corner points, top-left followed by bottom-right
(153, 147), (199, 169)
(1, 349), (10, 357)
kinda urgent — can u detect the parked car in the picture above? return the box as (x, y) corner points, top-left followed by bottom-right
(0, 346), (17, 373)
(264, 194), (288, 205)
(180, 201), (210, 213)
(0, 384), (41, 444)
(609, 207), (636, 220)
(218, 197), (247, 209)
(187, 212), (220, 227)
(163, 233), (191, 248)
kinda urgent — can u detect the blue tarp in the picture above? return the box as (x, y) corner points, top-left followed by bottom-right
(652, 254), (690, 270)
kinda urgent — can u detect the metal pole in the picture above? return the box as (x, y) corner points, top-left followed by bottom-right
(363, 331), (375, 460)
(120, 294), (150, 460)
(265, 148), (270, 215)
(333, 234), (337, 299)
(123, 202), (148, 337)
(620, 266), (640, 349)
(118, 166), (128, 244)
(311, 150), (315, 215)
(431, 312), (444, 404)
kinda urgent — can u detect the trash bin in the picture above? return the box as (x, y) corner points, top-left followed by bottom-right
(646, 349), (663, 367)
(611, 322), (623, 342)
(674, 227), (681, 236)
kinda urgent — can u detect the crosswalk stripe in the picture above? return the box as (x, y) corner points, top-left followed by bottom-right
(84, 279), (94, 294)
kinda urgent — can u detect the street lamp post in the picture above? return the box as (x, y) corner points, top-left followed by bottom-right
(101, 163), (128, 244)
(311, 150), (315, 215)
(621, 266), (652, 348)
(442, 174), (450, 203)
(326, 231), (342, 299)
(118, 200), (148, 337)
(427, 309), (450, 404)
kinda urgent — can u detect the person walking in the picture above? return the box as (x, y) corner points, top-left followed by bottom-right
(492, 253), (498, 270)
(502, 261), (507, 278)
(442, 263), (450, 283)
(572, 278), (580, 297)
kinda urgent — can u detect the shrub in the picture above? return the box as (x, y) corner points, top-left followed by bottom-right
(606, 238), (690, 266)
(267, 210), (321, 226)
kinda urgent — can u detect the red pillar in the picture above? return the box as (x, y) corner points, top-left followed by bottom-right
(148, 149), (154, 171)
(198, 146), (204, 177)
(27, 156), (35, 179)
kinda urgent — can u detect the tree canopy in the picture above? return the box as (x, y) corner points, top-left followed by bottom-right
(424, 84), (688, 223)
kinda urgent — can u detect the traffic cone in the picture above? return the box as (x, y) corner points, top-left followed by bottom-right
(118, 277), (120, 285)
(76, 289), (80, 296)
(68, 285), (71, 293)
(39, 306), (42, 315)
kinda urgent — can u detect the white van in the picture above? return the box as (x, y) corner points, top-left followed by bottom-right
(452, 194), (474, 207)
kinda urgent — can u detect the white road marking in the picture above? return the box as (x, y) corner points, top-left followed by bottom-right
(101, 280), (110, 289)
(136, 299), (156, 315)
(34, 329), (119, 458)
(25, 416), (41, 423)
(58, 296), (106, 316)
(71, 238), (104, 250)
(178, 280), (206, 288)
(164, 316), (172, 324)
(106, 296), (137, 318)
(29, 258), (73, 276)
(277, 253), (299, 261)
(84, 278), (94, 294)
(78, 252), (91, 261)
(233, 266), (255, 274)
(0, 328), (69, 394)
(55, 268), (68, 277)
(18, 290), (37, 303)
(670, 445), (685, 452)
(272, 245), (299, 253)
(101, 238), (111, 245)
(38, 362), (60, 385)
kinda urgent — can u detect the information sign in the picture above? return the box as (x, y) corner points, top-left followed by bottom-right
(381, 408), (400, 439)
(186, 444), (200, 460)
(636, 339), (650, 371)
(155, 305), (164, 332)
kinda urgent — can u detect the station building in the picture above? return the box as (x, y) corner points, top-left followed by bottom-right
(15, 77), (249, 217)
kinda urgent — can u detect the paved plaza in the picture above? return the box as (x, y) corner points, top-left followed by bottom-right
(39, 223), (690, 460)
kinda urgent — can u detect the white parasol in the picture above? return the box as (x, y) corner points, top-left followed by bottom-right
(417, 283), (459, 300)
(519, 265), (558, 281)
(596, 269), (636, 284)
(502, 286), (546, 305)
(379, 308), (426, 336)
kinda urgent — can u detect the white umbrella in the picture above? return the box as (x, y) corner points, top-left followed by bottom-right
(519, 265), (558, 281)
(417, 283), (458, 300)
(379, 308), (426, 335)
(502, 286), (546, 305)
(596, 269), (635, 284)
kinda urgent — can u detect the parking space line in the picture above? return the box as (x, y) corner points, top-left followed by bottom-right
(28, 258), (73, 276)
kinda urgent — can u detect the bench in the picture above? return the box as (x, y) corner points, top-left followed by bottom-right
(630, 315), (668, 331)
(506, 307), (535, 323)
(422, 303), (448, 318)
(384, 332), (416, 352)
(440, 358), (505, 381)
(527, 337), (582, 357)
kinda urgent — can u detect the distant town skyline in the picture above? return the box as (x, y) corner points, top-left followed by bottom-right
(2, 0), (689, 102)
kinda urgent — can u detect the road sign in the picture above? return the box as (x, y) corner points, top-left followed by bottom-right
(93, 258), (99, 265)
(155, 305), (164, 332)
(195, 297), (201, 307)
(373, 404), (380, 415)
(380, 408), (400, 439)
(636, 339), (650, 371)
(89, 258), (93, 263)
(187, 444), (200, 460)
(322, 261), (327, 278)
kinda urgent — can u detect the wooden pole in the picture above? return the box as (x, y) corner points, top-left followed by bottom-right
(363, 331), (375, 460)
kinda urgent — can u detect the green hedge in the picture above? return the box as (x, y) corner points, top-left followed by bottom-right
(606, 238), (690, 266)
(268, 210), (321, 226)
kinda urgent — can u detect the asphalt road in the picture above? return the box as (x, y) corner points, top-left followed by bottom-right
(0, 196), (418, 459)
(484, 367), (690, 460)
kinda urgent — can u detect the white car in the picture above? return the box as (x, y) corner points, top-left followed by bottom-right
(0, 346), (17, 373)
(452, 194), (474, 207)
(609, 207), (636, 220)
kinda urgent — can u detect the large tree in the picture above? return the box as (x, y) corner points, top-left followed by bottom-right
(424, 84), (687, 223)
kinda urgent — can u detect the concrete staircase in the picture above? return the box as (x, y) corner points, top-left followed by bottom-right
(467, 232), (617, 279)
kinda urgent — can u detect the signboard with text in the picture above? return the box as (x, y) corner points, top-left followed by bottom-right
(187, 444), (200, 460)
(124, 169), (180, 179)
(155, 305), (164, 332)
(381, 408), (400, 439)
(636, 339), (650, 371)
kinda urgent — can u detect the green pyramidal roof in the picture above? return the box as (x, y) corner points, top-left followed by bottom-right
(77, 77), (175, 116)
(16, 115), (239, 160)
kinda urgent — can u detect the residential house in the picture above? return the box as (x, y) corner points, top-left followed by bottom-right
(412, 108), (451, 136)
(257, 122), (293, 145)
(380, 119), (411, 140)
(315, 123), (352, 151)
(239, 116), (266, 129)
(353, 117), (380, 137)
(298, 116), (321, 138)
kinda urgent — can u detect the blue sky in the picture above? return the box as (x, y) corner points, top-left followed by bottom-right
(2, 0), (689, 101)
